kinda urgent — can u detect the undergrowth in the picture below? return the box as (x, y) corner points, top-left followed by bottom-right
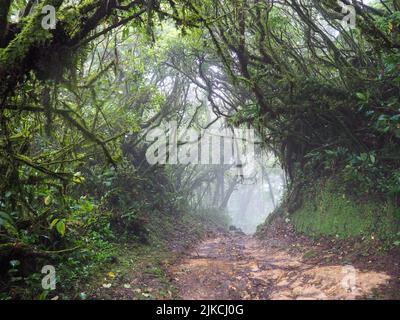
(0, 209), (224, 300)
(290, 179), (400, 247)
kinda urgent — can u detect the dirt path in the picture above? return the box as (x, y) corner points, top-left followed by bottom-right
(169, 231), (395, 300)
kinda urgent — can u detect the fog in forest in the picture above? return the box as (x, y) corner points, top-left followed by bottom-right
(227, 157), (284, 234)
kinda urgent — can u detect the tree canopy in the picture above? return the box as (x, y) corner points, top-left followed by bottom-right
(0, 0), (400, 299)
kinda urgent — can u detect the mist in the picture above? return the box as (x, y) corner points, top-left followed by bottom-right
(227, 156), (285, 234)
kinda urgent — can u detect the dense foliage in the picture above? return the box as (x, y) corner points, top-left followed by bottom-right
(1, 0), (399, 298)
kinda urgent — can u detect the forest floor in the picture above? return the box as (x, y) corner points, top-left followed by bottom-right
(90, 219), (400, 300)
(169, 220), (400, 300)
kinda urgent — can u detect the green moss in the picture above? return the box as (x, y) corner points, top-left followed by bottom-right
(291, 180), (400, 244)
(0, 0), (64, 68)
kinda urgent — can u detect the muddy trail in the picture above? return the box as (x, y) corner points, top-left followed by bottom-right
(169, 227), (399, 300)
(91, 220), (399, 300)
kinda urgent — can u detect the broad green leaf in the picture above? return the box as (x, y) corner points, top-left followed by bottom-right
(56, 220), (66, 237)
(0, 212), (14, 225)
(356, 92), (366, 100)
(44, 195), (52, 206)
(50, 218), (59, 229)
